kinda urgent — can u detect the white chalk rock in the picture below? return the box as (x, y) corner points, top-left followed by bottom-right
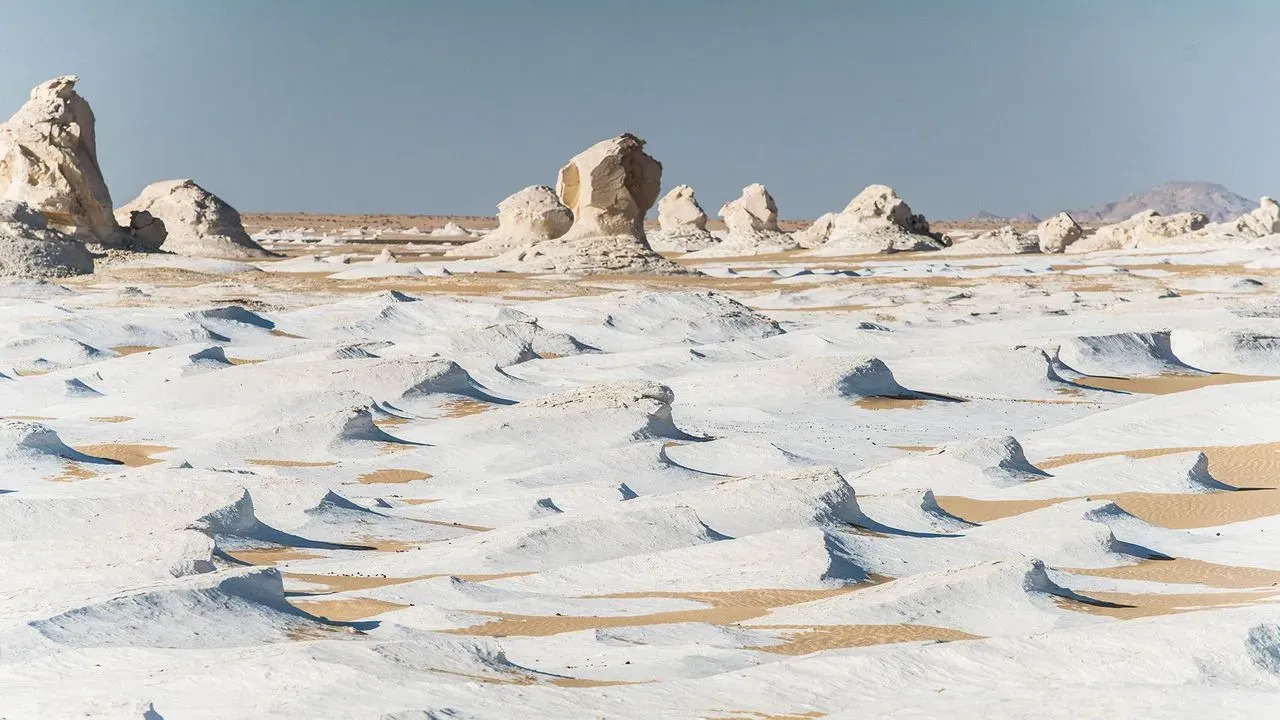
(431, 221), (471, 237)
(793, 212), (837, 249)
(115, 179), (271, 259)
(1068, 209), (1209, 253)
(1036, 212), (1083, 253)
(0, 201), (94, 278)
(946, 225), (1039, 255)
(684, 183), (796, 258)
(650, 184), (717, 252)
(0, 76), (125, 247)
(494, 134), (686, 274)
(807, 184), (943, 255)
(1229, 196), (1280, 238)
(448, 186), (571, 257)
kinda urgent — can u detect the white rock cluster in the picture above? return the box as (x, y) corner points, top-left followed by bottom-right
(1229, 197), (1280, 238)
(494, 134), (686, 274)
(1068, 210), (1209, 253)
(684, 183), (795, 258)
(650, 184), (717, 252)
(804, 184), (944, 255)
(1036, 212), (1084, 253)
(116, 179), (272, 259)
(0, 200), (94, 278)
(946, 225), (1039, 255)
(449, 185), (571, 257)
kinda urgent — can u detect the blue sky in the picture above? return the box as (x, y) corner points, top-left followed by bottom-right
(2, 0), (1276, 219)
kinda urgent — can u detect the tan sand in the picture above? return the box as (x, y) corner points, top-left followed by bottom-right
(1037, 442), (1280, 487)
(1055, 588), (1278, 620)
(888, 445), (935, 452)
(746, 623), (981, 655)
(935, 489), (1280, 529)
(1072, 373), (1276, 395)
(706, 710), (826, 720)
(110, 345), (158, 356)
(356, 468), (432, 484)
(89, 416), (133, 423)
(440, 398), (495, 418)
(72, 443), (172, 467)
(855, 397), (928, 411)
(226, 547), (323, 565)
(1067, 557), (1280, 589)
(285, 572), (424, 593)
(291, 597), (409, 621)
(447, 586), (877, 638)
(373, 416), (411, 427)
(268, 329), (305, 339)
(225, 357), (263, 366)
(54, 462), (96, 482)
(246, 458), (338, 468)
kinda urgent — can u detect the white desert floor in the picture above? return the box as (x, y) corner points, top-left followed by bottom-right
(6, 234), (1280, 718)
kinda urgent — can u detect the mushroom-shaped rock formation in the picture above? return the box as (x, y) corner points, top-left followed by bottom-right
(806, 184), (944, 255)
(684, 183), (796, 258)
(650, 184), (718, 252)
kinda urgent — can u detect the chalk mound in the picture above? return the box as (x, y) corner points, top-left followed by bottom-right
(448, 186), (571, 257)
(0, 334), (107, 373)
(1171, 329), (1280, 375)
(0, 75), (125, 247)
(1, 568), (326, 662)
(946, 225), (1039, 255)
(793, 212), (837, 249)
(1229, 196), (1280, 238)
(685, 183), (796, 257)
(1037, 211), (1084, 253)
(447, 319), (594, 367)
(649, 184), (718, 252)
(805, 184), (944, 255)
(662, 466), (867, 537)
(752, 559), (1084, 636)
(932, 435), (1047, 478)
(0, 419), (102, 466)
(491, 134), (687, 274)
(0, 201), (93, 278)
(852, 436), (1046, 495)
(856, 488), (974, 535)
(430, 221), (471, 237)
(1056, 330), (1200, 377)
(674, 355), (933, 407)
(115, 179), (272, 259)
(1069, 210), (1209, 253)
(580, 290), (783, 345)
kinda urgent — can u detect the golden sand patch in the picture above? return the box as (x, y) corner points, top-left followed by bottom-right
(72, 443), (172, 467)
(226, 547), (323, 565)
(935, 489), (1280, 530)
(1072, 373), (1276, 395)
(269, 329), (305, 339)
(440, 398), (495, 418)
(2, 415), (53, 420)
(414, 518), (494, 533)
(12, 368), (51, 376)
(855, 397), (928, 411)
(708, 712), (825, 720)
(1037, 442), (1280, 487)
(111, 345), (158, 356)
(246, 458), (338, 468)
(291, 597), (408, 621)
(286, 573), (423, 593)
(373, 415), (411, 427)
(447, 586), (874, 638)
(357, 468), (432, 484)
(1067, 558), (1280, 589)
(1055, 588), (1279, 620)
(53, 462), (96, 482)
(889, 444), (935, 452)
(226, 356), (264, 366)
(747, 624), (981, 655)
(398, 497), (440, 505)
(89, 416), (133, 423)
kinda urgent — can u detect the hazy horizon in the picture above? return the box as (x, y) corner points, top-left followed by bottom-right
(3, 0), (1277, 220)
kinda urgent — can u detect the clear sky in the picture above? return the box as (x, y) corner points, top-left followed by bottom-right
(2, 0), (1277, 219)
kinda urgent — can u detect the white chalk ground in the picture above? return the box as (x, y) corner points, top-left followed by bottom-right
(5, 230), (1280, 718)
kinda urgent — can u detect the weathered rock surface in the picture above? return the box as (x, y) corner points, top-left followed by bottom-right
(0, 201), (94, 278)
(805, 184), (944, 255)
(115, 179), (272, 259)
(945, 225), (1039, 255)
(492, 134), (686, 274)
(684, 184), (795, 258)
(118, 210), (167, 253)
(793, 212), (837, 249)
(0, 76), (125, 247)
(1068, 210), (1209, 253)
(1036, 212), (1084, 253)
(1229, 197), (1280, 238)
(449, 186), (571, 257)
(650, 184), (717, 252)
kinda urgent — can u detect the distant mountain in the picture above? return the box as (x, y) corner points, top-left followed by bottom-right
(1068, 181), (1256, 224)
(959, 210), (1040, 224)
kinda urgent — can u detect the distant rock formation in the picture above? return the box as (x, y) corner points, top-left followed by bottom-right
(1036, 212), (1083, 253)
(0, 201), (94, 278)
(449, 185), (572, 257)
(1229, 197), (1280, 237)
(1068, 210), (1209, 253)
(492, 134), (686, 274)
(0, 76), (125, 247)
(945, 225), (1039, 255)
(793, 212), (837, 249)
(650, 184), (717, 252)
(431, 221), (471, 237)
(1069, 181), (1254, 224)
(116, 179), (271, 259)
(806, 184), (944, 255)
(684, 183), (795, 258)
